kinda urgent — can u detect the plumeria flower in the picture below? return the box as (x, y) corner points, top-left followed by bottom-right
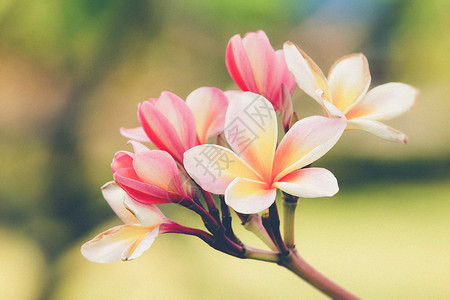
(283, 42), (418, 143)
(81, 182), (170, 263)
(226, 30), (296, 127)
(112, 140), (191, 205)
(121, 87), (229, 163)
(184, 92), (346, 214)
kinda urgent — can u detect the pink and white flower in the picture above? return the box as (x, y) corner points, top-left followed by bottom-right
(121, 87), (229, 163)
(226, 31), (296, 120)
(112, 141), (190, 205)
(81, 182), (170, 263)
(183, 92), (346, 214)
(283, 42), (418, 143)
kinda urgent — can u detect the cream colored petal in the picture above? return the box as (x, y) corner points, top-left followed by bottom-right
(283, 42), (331, 103)
(186, 87), (228, 144)
(183, 145), (261, 194)
(348, 118), (408, 143)
(123, 196), (167, 227)
(274, 168), (338, 198)
(273, 116), (347, 181)
(328, 53), (371, 113)
(81, 224), (159, 263)
(225, 177), (276, 214)
(346, 82), (418, 121)
(224, 92), (277, 181)
(101, 182), (138, 224)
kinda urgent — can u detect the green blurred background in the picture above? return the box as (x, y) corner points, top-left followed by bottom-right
(0, 0), (449, 299)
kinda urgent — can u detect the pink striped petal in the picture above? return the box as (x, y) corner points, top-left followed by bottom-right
(242, 31), (278, 102)
(183, 145), (261, 194)
(138, 101), (186, 162)
(128, 140), (150, 154)
(274, 168), (338, 198)
(154, 92), (198, 149)
(272, 50), (296, 110)
(81, 224), (160, 263)
(280, 83), (294, 130)
(276, 50), (296, 95)
(347, 118), (408, 144)
(133, 150), (186, 197)
(226, 34), (258, 92)
(328, 53), (371, 113)
(346, 82), (418, 121)
(224, 92), (277, 181)
(283, 42), (331, 104)
(186, 87), (229, 144)
(225, 177), (276, 214)
(273, 116), (346, 181)
(111, 151), (134, 173)
(120, 126), (151, 143)
(114, 168), (172, 204)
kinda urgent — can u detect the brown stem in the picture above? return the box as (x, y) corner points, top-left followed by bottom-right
(268, 203), (289, 255)
(219, 195), (241, 245)
(280, 250), (360, 300)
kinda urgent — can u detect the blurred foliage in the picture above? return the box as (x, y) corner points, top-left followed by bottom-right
(0, 0), (449, 299)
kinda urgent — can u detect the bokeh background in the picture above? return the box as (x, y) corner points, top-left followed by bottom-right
(1, 0), (449, 299)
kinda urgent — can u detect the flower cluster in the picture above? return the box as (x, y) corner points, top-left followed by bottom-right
(82, 30), (417, 298)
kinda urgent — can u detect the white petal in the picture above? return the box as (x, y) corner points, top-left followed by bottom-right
(346, 82), (418, 121)
(224, 92), (277, 181)
(348, 118), (408, 143)
(283, 42), (330, 103)
(183, 145), (261, 194)
(225, 177), (277, 214)
(275, 168), (338, 198)
(273, 116), (347, 181)
(101, 182), (138, 224)
(327, 53), (371, 113)
(81, 224), (159, 263)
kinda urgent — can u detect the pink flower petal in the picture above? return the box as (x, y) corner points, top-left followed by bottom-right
(327, 53), (371, 113)
(279, 83), (294, 130)
(133, 150), (186, 197)
(346, 82), (418, 121)
(226, 34), (258, 92)
(347, 118), (408, 143)
(242, 31), (278, 102)
(224, 92), (277, 181)
(111, 151), (134, 173)
(138, 101), (186, 162)
(154, 92), (198, 150)
(274, 168), (338, 198)
(127, 140), (151, 154)
(81, 224), (160, 263)
(273, 116), (346, 181)
(273, 49), (296, 110)
(283, 42), (331, 104)
(183, 145), (261, 194)
(120, 126), (151, 143)
(114, 168), (173, 204)
(225, 177), (276, 214)
(186, 87), (229, 144)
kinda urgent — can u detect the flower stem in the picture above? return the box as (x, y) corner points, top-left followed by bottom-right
(244, 246), (279, 262)
(280, 250), (360, 300)
(268, 203), (289, 254)
(282, 193), (299, 249)
(242, 214), (278, 250)
(219, 195), (241, 245)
